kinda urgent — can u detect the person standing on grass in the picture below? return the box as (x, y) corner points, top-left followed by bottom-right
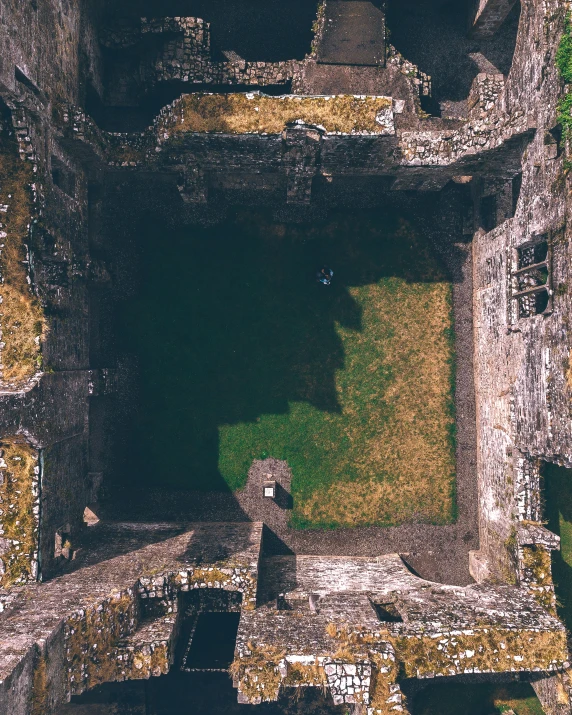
(317, 265), (334, 285)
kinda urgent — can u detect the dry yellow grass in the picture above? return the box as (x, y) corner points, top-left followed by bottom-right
(161, 94), (392, 136)
(394, 628), (567, 677)
(0, 130), (44, 386)
(0, 438), (39, 587)
(230, 643), (286, 702)
(66, 594), (137, 693)
(298, 279), (455, 528)
(567, 347), (572, 393)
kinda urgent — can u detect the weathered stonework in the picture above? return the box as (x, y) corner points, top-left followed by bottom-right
(0, 438), (39, 590)
(0, 0), (571, 712)
(101, 16), (304, 100)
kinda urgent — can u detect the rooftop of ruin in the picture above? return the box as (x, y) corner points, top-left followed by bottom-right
(1, 0), (572, 713)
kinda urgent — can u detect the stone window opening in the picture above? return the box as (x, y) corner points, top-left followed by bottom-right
(545, 125), (563, 160)
(54, 524), (73, 560)
(178, 590), (242, 672)
(372, 600), (403, 623)
(480, 194), (497, 232)
(510, 237), (552, 320)
(14, 66), (42, 99)
(511, 171), (523, 216)
(51, 156), (77, 198)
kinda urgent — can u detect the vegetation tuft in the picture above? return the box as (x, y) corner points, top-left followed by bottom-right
(0, 439), (39, 587)
(160, 94), (393, 136)
(0, 127), (45, 385)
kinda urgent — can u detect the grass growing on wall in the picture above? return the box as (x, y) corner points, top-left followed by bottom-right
(0, 439), (39, 587)
(119, 209), (456, 529)
(0, 129), (44, 385)
(160, 94), (393, 136)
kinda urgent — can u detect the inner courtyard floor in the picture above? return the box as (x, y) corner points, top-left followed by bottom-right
(116, 208), (456, 530)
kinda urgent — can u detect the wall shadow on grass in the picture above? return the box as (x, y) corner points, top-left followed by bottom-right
(64, 672), (346, 714)
(543, 462), (572, 633)
(410, 680), (543, 715)
(115, 207), (450, 494)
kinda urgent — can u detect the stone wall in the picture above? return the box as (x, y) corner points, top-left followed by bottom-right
(1, 0), (572, 712)
(0, 522), (263, 715)
(58, 75), (531, 211)
(1, 526), (565, 714)
(470, 0), (570, 583)
(470, 0), (519, 39)
(233, 554), (567, 708)
(0, 437), (39, 591)
(0, 0), (103, 107)
(0, 0), (107, 588)
(100, 16), (304, 106)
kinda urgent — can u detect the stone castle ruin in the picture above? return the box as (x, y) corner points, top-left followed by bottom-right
(0, 0), (572, 712)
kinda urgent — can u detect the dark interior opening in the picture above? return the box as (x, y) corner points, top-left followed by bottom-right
(517, 239), (548, 268)
(85, 82), (106, 128)
(184, 612), (240, 670)
(480, 194), (497, 232)
(51, 156), (77, 198)
(104, 0), (316, 62)
(386, 0), (520, 108)
(511, 172), (523, 216)
(517, 289), (550, 319)
(534, 289), (550, 314)
(547, 124), (563, 157)
(65, 672), (347, 713)
(373, 602), (403, 623)
(542, 462), (572, 633)
(420, 93), (442, 118)
(14, 66), (43, 99)
(406, 678), (545, 715)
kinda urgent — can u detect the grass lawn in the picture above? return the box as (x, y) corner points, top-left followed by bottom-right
(119, 209), (456, 529)
(413, 682), (544, 715)
(544, 463), (572, 631)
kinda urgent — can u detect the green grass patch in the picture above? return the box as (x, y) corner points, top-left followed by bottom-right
(118, 209), (456, 529)
(543, 462), (572, 631)
(557, 13), (572, 85)
(413, 682), (544, 715)
(557, 13), (572, 139)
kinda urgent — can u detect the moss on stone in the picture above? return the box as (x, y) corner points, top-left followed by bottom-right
(0, 439), (39, 588)
(159, 93), (393, 136)
(324, 621), (566, 680)
(131, 642), (170, 678)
